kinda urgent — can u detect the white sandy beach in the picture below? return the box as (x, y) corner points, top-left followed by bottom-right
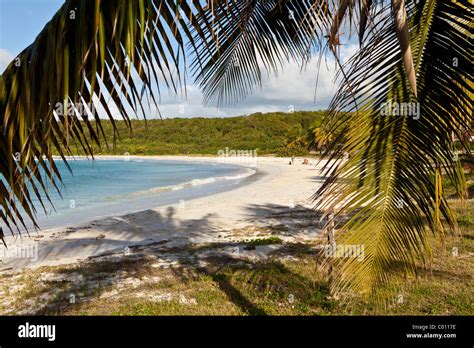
(1, 156), (328, 271)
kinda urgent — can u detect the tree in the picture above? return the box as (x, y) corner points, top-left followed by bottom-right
(0, 0), (471, 299)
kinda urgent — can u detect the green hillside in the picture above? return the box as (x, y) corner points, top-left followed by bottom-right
(67, 111), (325, 156)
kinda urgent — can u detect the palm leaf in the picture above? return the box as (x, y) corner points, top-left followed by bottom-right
(0, 0), (212, 240)
(191, 0), (330, 106)
(315, 0), (472, 298)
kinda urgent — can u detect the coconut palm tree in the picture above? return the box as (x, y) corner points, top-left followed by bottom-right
(0, 0), (471, 300)
(312, 0), (472, 298)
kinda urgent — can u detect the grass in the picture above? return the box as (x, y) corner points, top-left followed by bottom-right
(244, 236), (283, 250)
(0, 204), (471, 315)
(0, 171), (472, 316)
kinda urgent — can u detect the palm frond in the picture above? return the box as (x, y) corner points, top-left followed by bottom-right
(0, 0), (211, 240)
(191, 0), (330, 107)
(315, 0), (472, 298)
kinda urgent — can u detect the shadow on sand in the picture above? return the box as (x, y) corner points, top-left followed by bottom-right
(11, 203), (333, 315)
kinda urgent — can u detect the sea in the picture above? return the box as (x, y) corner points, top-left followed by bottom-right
(4, 158), (256, 231)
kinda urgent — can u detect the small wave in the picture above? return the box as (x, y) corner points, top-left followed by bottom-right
(152, 169), (255, 192)
(144, 178), (216, 193)
(106, 168), (256, 200)
(224, 173), (255, 180)
(191, 177), (216, 186)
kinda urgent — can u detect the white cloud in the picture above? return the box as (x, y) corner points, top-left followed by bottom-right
(55, 43), (361, 120)
(153, 43), (359, 118)
(0, 49), (14, 73)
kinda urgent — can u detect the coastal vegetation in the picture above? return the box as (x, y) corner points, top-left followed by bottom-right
(59, 111), (325, 157)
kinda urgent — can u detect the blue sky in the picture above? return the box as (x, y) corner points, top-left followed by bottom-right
(0, 0), (355, 118)
(0, 0), (63, 57)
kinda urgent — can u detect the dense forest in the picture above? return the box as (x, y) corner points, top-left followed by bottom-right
(65, 111), (326, 156)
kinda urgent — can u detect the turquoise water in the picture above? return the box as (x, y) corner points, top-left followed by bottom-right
(10, 158), (255, 230)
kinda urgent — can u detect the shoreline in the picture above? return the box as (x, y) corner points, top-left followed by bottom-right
(30, 155), (260, 231)
(1, 156), (326, 271)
